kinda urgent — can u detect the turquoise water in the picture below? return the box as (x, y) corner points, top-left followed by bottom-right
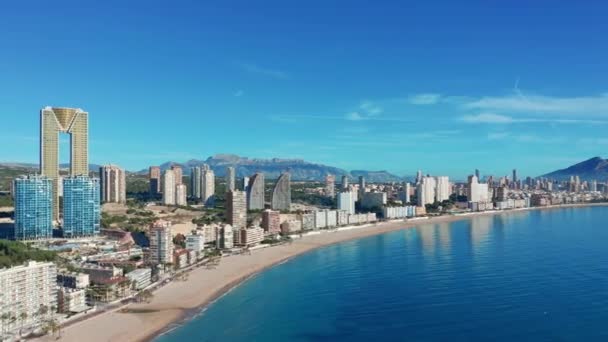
(157, 207), (608, 341)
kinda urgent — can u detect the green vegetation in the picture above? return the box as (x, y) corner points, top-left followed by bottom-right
(173, 234), (186, 248)
(0, 240), (57, 268)
(0, 165), (35, 192)
(101, 210), (157, 232)
(0, 194), (13, 207)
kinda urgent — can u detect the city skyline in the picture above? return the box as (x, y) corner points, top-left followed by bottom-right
(2, 1), (608, 178)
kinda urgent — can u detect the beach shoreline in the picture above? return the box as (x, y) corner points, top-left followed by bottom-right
(40, 202), (608, 342)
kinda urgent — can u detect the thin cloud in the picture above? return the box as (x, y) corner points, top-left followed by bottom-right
(462, 113), (514, 124)
(464, 93), (608, 115)
(234, 90), (244, 97)
(407, 93), (442, 105)
(236, 62), (289, 79)
(359, 101), (383, 115)
(346, 112), (365, 121)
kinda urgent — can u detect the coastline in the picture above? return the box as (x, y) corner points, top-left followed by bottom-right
(39, 203), (608, 342)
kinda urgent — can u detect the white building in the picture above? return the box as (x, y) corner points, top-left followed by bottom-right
(234, 227), (265, 246)
(185, 233), (205, 253)
(435, 176), (450, 202)
(202, 167), (215, 206)
(417, 176), (436, 206)
(337, 191), (356, 214)
(468, 175), (489, 203)
(217, 224), (234, 249)
(162, 169), (176, 205)
(176, 184), (187, 206)
(0, 261), (57, 335)
(149, 220), (173, 265)
(126, 268), (152, 290)
(99, 164), (126, 204)
(58, 287), (87, 313)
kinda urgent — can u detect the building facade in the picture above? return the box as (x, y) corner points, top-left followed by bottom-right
(13, 175), (53, 240)
(162, 169), (176, 205)
(0, 261), (57, 335)
(226, 190), (247, 229)
(247, 173), (265, 210)
(271, 172), (291, 211)
(261, 209), (281, 234)
(149, 166), (161, 195)
(337, 191), (356, 214)
(149, 220), (173, 265)
(435, 176), (450, 202)
(202, 166), (215, 207)
(171, 165), (183, 185)
(99, 165), (126, 204)
(40, 107), (89, 220)
(62, 176), (101, 238)
(190, 166), (202, 199)
(325, 174), (335, 198)
(176, 184), (187, 206)
(226, 166), (236, 192)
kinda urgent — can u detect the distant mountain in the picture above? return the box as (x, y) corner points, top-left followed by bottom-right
(0, 163), (103, 191)
(140, 154), (404, 182)
(541, 157), (608, 181)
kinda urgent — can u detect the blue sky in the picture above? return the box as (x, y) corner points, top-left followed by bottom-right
(1, 0), (608, 179)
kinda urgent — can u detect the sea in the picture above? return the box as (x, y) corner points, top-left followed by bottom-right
(156, 206), (608, 341)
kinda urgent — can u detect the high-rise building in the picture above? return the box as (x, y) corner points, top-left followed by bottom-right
(435, 176), (450, 202)
(226, 190), (247, 229)
(148, 220), (173, 265)
(242, 176), (250, 192)
(475, 169), (480, 180)
(417, 176), (436, 206)
(337, 191), (356, 214)
(262, 209), (281, 234)
(149, 166), (161, 195)
(216, 224), (234, 249)
(271, 172), (291, 211)
(40, 107), (89, 219)
(341, 175), (349, 191)
(202, 167), (215, 207)
(62, 176), (100, 238)
(468, 175), (489, 203)
(234, 227), (265, 246)
(400, 182), (411, 203)
(416, 170), (423, 184)
(325, 174), (335, 198)
(247, 173), (265, 210)
(591, 180), (598, 192)
(171, 165), (183, 185)
(176, 184), (187, 206)
(0, 261), (57, 336)
(512, 169), (518, 184)
(13, 175), (53, 240)
(190, 166), (202, 199)
(358, 176), (366, 201)
(99, 165), (126, 204)
(162, 170), (176, 205)
(226, 166), (236, 192)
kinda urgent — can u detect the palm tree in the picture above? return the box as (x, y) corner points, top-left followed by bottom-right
(19, 312), (28, 336)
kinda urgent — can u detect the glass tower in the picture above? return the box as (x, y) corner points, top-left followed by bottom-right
(62, 176), (100, 238)
(13, 175), (53, 240)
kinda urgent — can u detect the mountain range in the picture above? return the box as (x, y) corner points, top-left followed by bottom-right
(540, 156), (608, 181)
(145, 154), (405, 182)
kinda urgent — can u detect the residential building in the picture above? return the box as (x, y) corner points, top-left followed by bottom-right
(40, 107), (89, 220)
(242, 176), (250, 192)
(234, 227), (265, 246)
(99, 164), (126, 204)
(468, 175), (489, 203)
(57, 271), (90, 289)
(202, 166), (215, 207)
(149, 220), (173, 265)
(360, 192), (387, 210)
(216, 224), (234, 249)
(125, 268), (152, 290)
(162, 169), (176, 205)
(337, 191), (356, 214)
(80, 264), (122, 283)
(300, 213), (315, 230)
(261, 209), (281, 234)
(13, 175), (53, 240)
(271, 172), (291, 211)
(149, 166), (161, 195)
(0, 261), (57, 335)
(57, 287), (87, 313)
(190, 166), (202, 199)
(280, 220), (302, 234)
(185, 233), (205, 253)
(341, 175), (349, 191)
(62, 176), (101, 238)
(226, 166), (236, 192)
(325, 174), (335, 198)
(400, 182), (411, 203)
(226, 190), (247, 229)
(358, 176), (366, 200)
(417, 176), (436, 206)
(247, 173), (265, 210)
(171, 165), (183, 185)
(176, 184), (187, 206)
(435, 176), (450, 202)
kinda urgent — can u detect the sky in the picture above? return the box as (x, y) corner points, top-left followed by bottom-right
(1, 0), (608, 179)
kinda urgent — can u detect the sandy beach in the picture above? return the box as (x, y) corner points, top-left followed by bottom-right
(38, 203), (608, 342)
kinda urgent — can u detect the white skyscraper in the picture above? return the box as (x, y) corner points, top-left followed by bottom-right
(417, 176), (436, 206)
(337, 191), (356, 214)
(149, 220), (173, 264)
(435, 176), (450, 202)
(176, 184), (187, 206)
(468, 175), (489, 203)
(190, 166), (202, 199)
(226, 166), (236, 192)
(99, 165), (126, 204)
(201, 168), (215, 206)
(401, 182), (411, 203)
(163, 169), (176, 205)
